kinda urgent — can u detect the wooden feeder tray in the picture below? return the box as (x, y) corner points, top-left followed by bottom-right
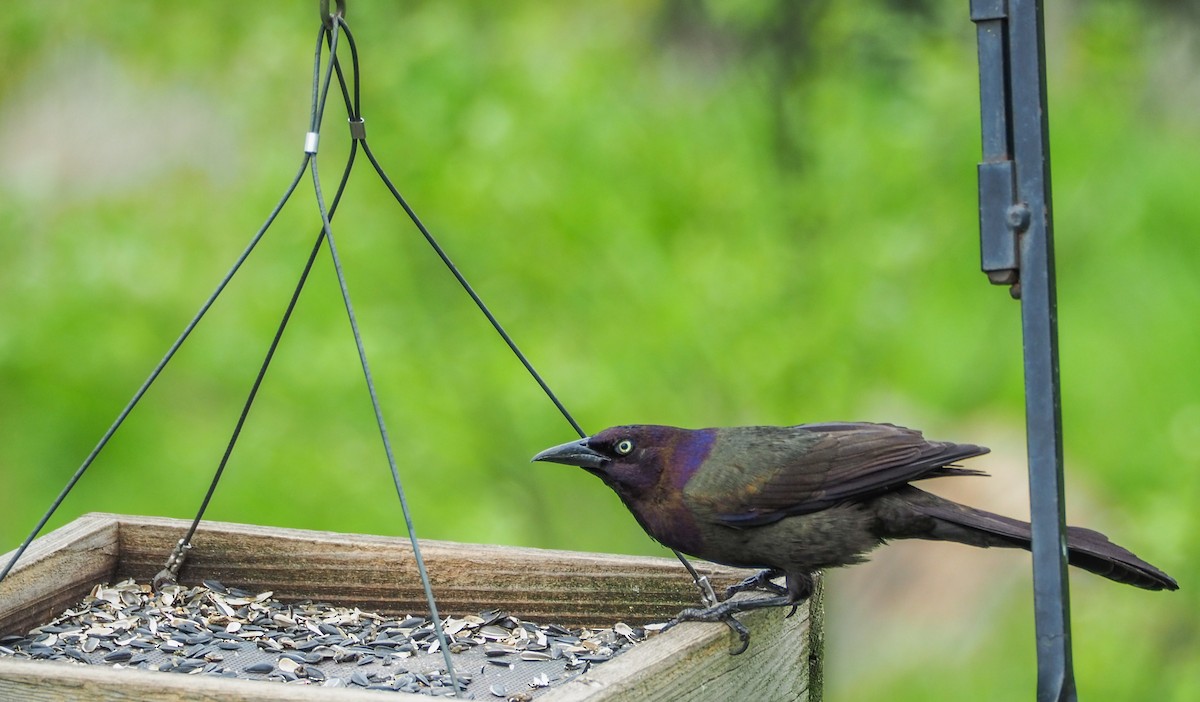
(0, 513), (821, 701)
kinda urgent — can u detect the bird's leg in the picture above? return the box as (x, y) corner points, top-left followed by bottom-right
(723, 568), (787, 600)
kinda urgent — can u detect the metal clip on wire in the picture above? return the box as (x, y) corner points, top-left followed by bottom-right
(152, 538), (193, 591)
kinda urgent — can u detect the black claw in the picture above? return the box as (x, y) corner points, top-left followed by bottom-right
(784, 604), (798, 619)
(725, 617), (751, 655)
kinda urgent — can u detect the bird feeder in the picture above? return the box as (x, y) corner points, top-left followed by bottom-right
(0, 513), (822, 701)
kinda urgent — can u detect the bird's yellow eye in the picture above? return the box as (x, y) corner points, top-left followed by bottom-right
(615, 439), (635, 455)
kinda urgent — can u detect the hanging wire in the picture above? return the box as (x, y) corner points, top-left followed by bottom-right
(162, 24), (345, 568)
(0, 130), (309, 589)
(154, 17), (463, 692)
(156, 18), (332, 584)
(359, 129), (717, 602)
(338, 21), (717, 607)
(306, 18), (463, 690)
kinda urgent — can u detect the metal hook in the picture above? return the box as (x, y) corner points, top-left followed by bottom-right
(320, 0), (346, 27)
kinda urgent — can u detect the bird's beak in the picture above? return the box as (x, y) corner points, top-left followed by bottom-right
(531, 438), (608, 470)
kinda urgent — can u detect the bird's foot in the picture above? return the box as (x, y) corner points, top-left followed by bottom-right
(661, 607), (752, 655)
(722, 568), (788, 600)
(667, 593), (796, 655)
(673, 594), (795, 623)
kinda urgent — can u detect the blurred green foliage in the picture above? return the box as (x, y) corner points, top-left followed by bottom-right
(1, 1), (1197, 699)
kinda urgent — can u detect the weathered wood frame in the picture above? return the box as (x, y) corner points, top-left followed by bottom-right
(0, 513), (821, 701)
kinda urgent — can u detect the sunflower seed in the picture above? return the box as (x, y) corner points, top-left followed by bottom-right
(103, 649), (132, 663)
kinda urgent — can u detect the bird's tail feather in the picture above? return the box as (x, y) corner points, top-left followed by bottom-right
(910, 493), (1178, 591)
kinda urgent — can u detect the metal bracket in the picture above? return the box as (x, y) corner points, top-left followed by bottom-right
(979, 160), (1019, 287)
(972, 0), (1020, 294)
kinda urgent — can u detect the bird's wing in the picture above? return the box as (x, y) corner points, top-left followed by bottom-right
(688, 422), (988, 528)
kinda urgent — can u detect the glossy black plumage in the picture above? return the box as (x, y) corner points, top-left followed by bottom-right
(533, 422), (1177, 649)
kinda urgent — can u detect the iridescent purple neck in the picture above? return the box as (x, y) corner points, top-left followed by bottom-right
(669, 428), (717, 490)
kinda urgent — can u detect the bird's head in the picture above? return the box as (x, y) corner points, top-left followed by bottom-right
(531, 425), (714, 501)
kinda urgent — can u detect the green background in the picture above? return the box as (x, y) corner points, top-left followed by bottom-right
(1, 2), (1197, 699)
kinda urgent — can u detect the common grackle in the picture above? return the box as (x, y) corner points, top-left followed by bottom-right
(533, 423), (1177, 651)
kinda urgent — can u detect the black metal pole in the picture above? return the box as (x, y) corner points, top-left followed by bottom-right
(971, 1), (1076, 699)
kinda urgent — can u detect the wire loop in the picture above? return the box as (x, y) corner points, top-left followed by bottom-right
(319, 0), (345, 27)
